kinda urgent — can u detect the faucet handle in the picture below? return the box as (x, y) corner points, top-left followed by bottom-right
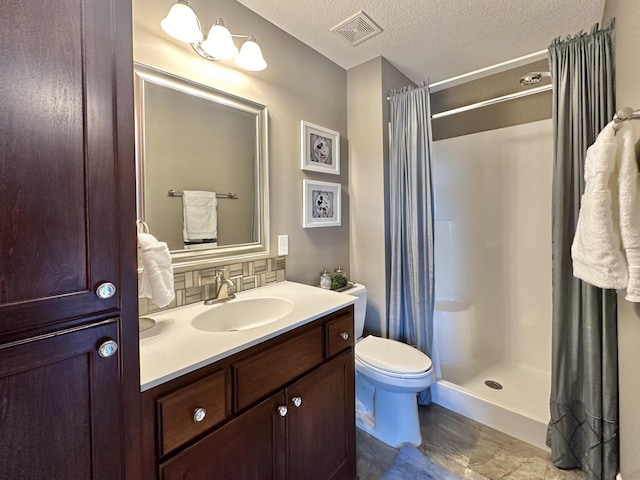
(215, 268), (228, 279)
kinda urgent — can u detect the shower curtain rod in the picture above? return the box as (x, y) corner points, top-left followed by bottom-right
(431, 84), (551, 120)
(386, 49), (549, 101)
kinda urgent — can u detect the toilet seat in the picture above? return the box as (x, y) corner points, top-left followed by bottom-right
(355, 335), (432, 378)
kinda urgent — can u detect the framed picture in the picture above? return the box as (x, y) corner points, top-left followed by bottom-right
(303, 179), (341, 228)
(300, 120), (340, 175)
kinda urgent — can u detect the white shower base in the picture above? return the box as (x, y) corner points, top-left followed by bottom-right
(432, 361), (550, 450)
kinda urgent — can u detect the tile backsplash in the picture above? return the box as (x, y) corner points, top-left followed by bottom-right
(138, 256), (286, 315)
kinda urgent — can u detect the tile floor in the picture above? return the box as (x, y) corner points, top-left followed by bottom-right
(356, 403), (587, 480)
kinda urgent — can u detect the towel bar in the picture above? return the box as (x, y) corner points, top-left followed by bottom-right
(168, 189), (238, 199)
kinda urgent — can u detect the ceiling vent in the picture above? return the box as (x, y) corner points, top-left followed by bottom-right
(331, 11), (382, 46)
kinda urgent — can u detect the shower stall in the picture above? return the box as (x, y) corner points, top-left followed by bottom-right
(430, 112), (554, 449)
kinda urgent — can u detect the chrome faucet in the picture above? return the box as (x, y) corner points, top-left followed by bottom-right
(204, 270), (236, 305)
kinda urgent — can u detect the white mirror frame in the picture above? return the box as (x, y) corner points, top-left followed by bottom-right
(134, 63), (269, 271)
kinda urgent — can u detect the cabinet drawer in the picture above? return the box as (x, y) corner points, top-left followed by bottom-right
(325, 312), (354, 358)
(234, 327), (324, 411)
(157, 369), (227, 456)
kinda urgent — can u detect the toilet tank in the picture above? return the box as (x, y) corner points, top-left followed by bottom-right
(345, 283), (367, 338)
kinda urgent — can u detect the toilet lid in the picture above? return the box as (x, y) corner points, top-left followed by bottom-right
(355, 336), (432, 374)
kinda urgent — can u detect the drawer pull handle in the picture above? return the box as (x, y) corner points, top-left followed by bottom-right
(96, 282), (117, 299)
(98, 340), (118, 358)
(292, 396), (302, 408)
(193, 408), (207, 423)
(340, 332), (349, 340)
(277, 406), (288, 417)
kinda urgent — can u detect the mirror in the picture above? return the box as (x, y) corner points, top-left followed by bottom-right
(134, 64), (269, 269)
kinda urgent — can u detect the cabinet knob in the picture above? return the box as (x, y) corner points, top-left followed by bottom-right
(96, 282), (117, 299)
(277, 406), (288, 417)
(340, 332), (349, 340)
(98, 340), (118, 358)
(193, 408), (207, 423)
(292, 396), (302, 408)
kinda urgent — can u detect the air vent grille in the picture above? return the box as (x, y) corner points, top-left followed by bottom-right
(331, 11), (382, 46)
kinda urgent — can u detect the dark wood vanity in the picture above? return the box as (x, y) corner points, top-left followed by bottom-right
(141, 305), (356, 480)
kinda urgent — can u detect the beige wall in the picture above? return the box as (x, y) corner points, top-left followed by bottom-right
(347, 57), (414, 336)
(133, 0), (349, 285)
(602, 3), (640, 479)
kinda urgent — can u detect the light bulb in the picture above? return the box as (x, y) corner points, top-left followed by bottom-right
(235, 38), (267, 71)
(160, 1), (203, 44)
(201, 19), (238, 60)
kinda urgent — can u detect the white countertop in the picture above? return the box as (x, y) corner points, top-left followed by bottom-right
(139, 281), (357, 391)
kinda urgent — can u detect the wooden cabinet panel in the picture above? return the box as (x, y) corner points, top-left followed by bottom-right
(0, 0), (139, 478)
(0, 321), (122, 480)
(158, 369), (227, 456)
(287, 350), (355, 480)
(0, 0), (124, 336)
(160, 390), (287, 480)
(234, 326), (324, 411)
(145, 307), (356, 480)
(325, 311), (354, 358)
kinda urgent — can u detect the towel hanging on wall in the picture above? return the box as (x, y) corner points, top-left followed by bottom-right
(182, 190), (218, 242)
(137, 231), (175, 308)
(571, 118), (640, 301)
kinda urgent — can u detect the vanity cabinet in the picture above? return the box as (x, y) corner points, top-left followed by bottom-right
(286, 350), (354, 480)
(0, 321), (123, 479)
(0, 0), (139, 478)
(142, 306), (356, 480)
(161, 390), (287, 480)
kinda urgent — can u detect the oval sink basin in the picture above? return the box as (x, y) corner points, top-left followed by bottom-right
(191, 297), (294, 333)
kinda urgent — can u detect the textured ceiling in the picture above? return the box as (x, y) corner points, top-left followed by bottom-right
(236, 0), (606, 83)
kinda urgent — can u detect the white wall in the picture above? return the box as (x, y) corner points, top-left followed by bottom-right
(602, 2), (640, 478)
(133, 0), (349, 285)
(432, 119), (553, 374)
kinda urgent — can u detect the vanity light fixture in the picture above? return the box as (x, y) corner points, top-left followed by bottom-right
(161, 0), (267, 71)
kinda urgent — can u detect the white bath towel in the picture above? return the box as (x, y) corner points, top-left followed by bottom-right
(138, 232), (175, 308)
(616, 121), (640, 301)
(571, 122), (628, 289)
(572, 119), (640, 301)
(182, 190), (217, 242)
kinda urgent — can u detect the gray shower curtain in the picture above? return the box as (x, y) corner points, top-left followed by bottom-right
(387, 85), (434, 405)
(547, 22), (618, 480)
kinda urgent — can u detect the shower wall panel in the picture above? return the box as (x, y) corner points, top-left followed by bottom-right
(432, 119), (553, 373)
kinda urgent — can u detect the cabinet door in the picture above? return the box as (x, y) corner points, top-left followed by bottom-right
(160, 390), (287, 480)
(0, 320), (122, 479)
(287, 350), (356, 480)
(0, 0), (126, 335)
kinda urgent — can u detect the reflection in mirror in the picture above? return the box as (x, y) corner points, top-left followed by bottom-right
(134, 64), (269, 268)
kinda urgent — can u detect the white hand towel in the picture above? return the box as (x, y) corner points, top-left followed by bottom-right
(616, 121), (640, 301)
(138, 232), (175, 308)
(571, 122), (629, 289)
(182, 190), (218, 242)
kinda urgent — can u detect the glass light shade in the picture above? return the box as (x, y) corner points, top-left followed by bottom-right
(235, 39), (267, 71)
(201, 23), (238, 60)
(160, 2), (203, 44)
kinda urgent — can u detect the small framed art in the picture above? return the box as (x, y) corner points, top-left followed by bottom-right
(300, 120), (340, 175)
(302, 179), (341, 228)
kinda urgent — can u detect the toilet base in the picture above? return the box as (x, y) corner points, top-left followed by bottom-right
(356, 388), (423, 448)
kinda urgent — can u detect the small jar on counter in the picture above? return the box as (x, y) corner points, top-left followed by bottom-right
(331, 267), (348, 290)
(320, 270), (332, 289)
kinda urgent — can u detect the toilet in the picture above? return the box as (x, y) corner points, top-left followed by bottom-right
(347, 283), (435, 448)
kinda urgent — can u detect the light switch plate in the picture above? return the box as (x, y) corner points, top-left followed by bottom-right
(278, 235), (289, 255)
